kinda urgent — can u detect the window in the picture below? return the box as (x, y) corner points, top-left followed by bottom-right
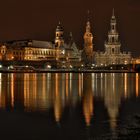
(112, 37), (115, 42)
(112, 48), (114, 53)
(112, 25), (115, 30)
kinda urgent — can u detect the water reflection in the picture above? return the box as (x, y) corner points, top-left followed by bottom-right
(136, 73), (139, 97)
(83, 74), (94, 126)
(0, 73), (139, 131)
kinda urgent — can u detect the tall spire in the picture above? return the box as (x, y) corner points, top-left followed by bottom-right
(87, 10), (90, 21)
(111, 8), (116, 20)
(86, 10), (91, 33)
(112, 8), (115, 18)
(110, 8), (117, 33)
(84, 10), (93, 64)
(105, 9), (121, 55)
(55, 22), (64, 47)
(86, 21), (91, 33)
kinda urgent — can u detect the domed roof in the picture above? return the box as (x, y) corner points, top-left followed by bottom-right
(56, 22), (63, 32)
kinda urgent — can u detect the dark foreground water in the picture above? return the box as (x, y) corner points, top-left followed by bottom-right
(0, 73), (140, 140)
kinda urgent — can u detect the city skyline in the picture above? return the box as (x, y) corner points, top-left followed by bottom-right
(0, 0), (139, 56)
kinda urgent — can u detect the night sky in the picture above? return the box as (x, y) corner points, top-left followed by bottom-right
(0, 0), (140, 56)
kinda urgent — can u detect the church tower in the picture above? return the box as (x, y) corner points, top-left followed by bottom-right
(95, 9), (131, 66)
(55, 22), (64, 48)
(105, 9), (121, 56)
(83, 16), (93, 64)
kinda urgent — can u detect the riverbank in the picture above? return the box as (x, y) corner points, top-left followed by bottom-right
(0, 69), (138, 73)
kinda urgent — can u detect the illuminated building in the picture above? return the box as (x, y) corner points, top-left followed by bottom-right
(0, 23), (81, 68)
(55, 22), (64, 48)
(132, 57), (140, 64)
(95, 9), (131, 66)
(83, 18), (94, 64)
(0, 12), (134, 67)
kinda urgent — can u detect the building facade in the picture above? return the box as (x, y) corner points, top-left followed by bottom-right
(0, 12), (134, 68)
(0, 23), (82, 68)
(95, 10), (131, 66)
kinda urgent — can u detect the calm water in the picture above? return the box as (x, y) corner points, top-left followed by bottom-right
(0, 73), (140, 140)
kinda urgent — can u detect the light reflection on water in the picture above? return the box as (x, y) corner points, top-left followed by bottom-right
(0, 73), (139, 138)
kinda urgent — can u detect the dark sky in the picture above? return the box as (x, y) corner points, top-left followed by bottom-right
(0, 0), (140, 56)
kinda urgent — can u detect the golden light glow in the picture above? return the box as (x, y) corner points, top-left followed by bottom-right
(0, 73), (2, 95)
(78, 73), (82, 97)
(11, 73), (14, 108)
(42, 73), (46, 104)
(24, 73), (30, 109)
(124, 73), (128, 98)
(66, 73), (69, 98)
(54, 73), (62, 123)
(136, 73), (139, 97)
(0, 72), (137, 129)
(83, 74), (93, 126)
(24, 73), (38, 111)
(69, 73), (72, 95)
(0, 73), (5, 108)
(83, 92), (93, 126)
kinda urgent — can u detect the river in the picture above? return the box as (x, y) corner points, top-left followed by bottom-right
(0, 73), (139, 140)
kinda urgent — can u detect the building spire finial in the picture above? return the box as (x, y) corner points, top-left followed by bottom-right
(113, 8), (114, 16)
(87, 10), (90, 21)
(112, 8), (115, 19)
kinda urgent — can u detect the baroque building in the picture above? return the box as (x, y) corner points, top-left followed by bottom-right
(55, 22), (64, 48)
(83, 19), (94, 64)
(0, 22), (82, 68)
(95, 10), (131, 66)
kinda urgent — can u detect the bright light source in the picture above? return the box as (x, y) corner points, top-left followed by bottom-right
(124, 61), (128, 65)
(0, 65), (2, 68)
(70, 65), (73, 68)
(47, 65), (51, 69)
(61, 50), (65, 55)
(26, 65), (29, 68)
(9, 65), (13, 69)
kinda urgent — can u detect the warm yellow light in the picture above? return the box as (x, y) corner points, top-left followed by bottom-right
(136, 73), (139, 97)
(124, 73), (127, 98)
